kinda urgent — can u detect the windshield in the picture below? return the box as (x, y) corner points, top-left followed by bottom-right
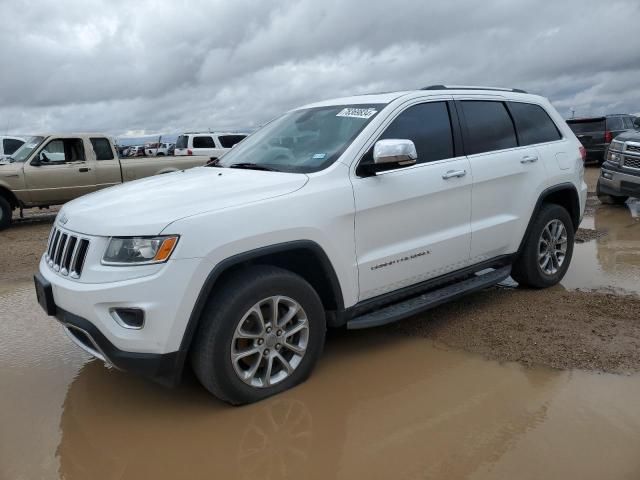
(217, 104), (384, 173)
(10, 136), (45, 162)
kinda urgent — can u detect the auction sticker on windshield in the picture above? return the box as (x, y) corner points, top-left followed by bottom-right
(336, 107), (378, 119)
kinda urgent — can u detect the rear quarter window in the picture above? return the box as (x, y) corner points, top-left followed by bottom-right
(607, 117), (624, 130)
(90, 138), (114, 160)
(508, 102), (562, 145)
(460, 101), (517, 155)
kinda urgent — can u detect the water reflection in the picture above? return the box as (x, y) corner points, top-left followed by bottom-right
(562, 199), (640, 294)
(56, 333), (573, 480)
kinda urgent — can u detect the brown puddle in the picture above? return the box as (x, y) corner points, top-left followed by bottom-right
(562, 197), (640, 295)
(2, 284), (640, 479)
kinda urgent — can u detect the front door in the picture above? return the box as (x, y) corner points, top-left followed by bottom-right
(352, 100), (472, 301)
(23, 138), (96, 204)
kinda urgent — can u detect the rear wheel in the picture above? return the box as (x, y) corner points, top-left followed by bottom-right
(191, 266), (326, 405)
(0, 196), (12, 230)
(512, 204), (574, 288)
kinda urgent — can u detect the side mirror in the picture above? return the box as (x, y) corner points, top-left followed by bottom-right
(373, 139), (417, 166)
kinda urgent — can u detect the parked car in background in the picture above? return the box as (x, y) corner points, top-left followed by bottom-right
(146, 142), (174, 157)
(0, 133), (215, 229)
(168, 143), (176, 156)
(174, 132), (247, 158)
(597, 131), (640, 204)
(128, 146), (145, 157)
(567, 114), (636, 164)
(0, 136), (26, 161)
(35, 86), (586, 404)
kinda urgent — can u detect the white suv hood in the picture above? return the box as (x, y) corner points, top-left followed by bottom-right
(60, 167), (308, 236)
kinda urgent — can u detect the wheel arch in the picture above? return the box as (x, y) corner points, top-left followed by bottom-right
(175, 240), (344, 379)
(518, 183), (580, 255)
(0, 185), (19, 209)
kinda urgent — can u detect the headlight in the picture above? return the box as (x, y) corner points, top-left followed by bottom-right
(102, 235), (179, 265)
(607, 150), (622, 166)
(609, 140), (624, 152)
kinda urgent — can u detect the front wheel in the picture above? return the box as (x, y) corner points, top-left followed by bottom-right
(191, 266), (326, 405)
(512, 204), (575, 288)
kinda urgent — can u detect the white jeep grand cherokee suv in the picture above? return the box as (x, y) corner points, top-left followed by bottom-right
(35, 86), (587, 405)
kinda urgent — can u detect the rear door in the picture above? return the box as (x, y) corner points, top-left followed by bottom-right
(192, 135), (222, 157)
(457, 99), (548, 261)
(174, 135), (189, 156)
(90, 137), (122, 190)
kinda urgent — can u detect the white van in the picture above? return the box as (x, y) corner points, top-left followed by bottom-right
(174, 132), (247, 158)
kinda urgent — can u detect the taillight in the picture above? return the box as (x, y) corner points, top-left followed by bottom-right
(579, 146), (586, 162)
(604, 130), (613, 143)
(187, 149), (193, 156)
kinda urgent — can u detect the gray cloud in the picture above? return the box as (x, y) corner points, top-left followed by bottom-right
(1, 0), (639, 137)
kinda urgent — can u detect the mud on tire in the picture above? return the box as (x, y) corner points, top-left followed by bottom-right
(191, 265), (326, 405)
(0, 196), (12, 230)
(512, 203), (575, 289)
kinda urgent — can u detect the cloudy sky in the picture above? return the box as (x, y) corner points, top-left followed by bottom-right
(1, 0), (638, 138)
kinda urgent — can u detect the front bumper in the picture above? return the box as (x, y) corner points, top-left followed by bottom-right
(37, 252), (213, 386)
(599, 163), (640, 197)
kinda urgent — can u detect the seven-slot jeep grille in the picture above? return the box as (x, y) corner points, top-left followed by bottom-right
(45, 227), (90, 278)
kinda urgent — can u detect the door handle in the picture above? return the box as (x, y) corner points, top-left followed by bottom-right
(442, 169), (467, 179)
(521, 155), (538, 164)
(78, 167), (91, 172)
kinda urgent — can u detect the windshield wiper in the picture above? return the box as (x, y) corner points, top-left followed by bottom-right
(228, 162), (279, 172)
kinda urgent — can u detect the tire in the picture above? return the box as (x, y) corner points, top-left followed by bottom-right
(511, 204), (575, 289)
(191, 265), (326, 405)
(0, 196), (12, 230)
(596, 179), (628, 205)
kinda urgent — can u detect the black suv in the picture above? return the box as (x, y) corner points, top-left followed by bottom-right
(567, 114), (636, 163)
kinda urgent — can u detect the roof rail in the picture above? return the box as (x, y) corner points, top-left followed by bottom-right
(422, 85), (528, 94)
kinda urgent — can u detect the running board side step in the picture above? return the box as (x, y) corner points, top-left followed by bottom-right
(347, 265), (512, 330)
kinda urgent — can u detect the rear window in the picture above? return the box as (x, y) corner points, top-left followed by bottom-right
(176, 135), (188, 148)
(461, 101), (517, 155)
(193, 136), (216, 148)
(218, 135), (247, 148)
(90, 138), (114, 160)
(607, 117), (624, 130)
(508, 102), (562, 145)
(567, 119), (605, 134)
(3, 138), (24, 155)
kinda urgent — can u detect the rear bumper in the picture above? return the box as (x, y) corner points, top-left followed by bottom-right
(599, 163), (640, 197)
(56, 305), (183, 387)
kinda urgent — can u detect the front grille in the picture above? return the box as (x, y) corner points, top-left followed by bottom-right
(623, 155), (640, 170)
(625, 144), (640, 154)
(45, 226), (90, 278)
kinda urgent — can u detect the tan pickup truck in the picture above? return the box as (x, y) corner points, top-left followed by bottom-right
(0, 133), (213, 229)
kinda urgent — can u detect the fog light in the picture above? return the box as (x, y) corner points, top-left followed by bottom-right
(602, 171), (613, 180)
(110, 308), (145, 329)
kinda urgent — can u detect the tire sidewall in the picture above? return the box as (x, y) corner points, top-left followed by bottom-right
(0, 197), (11, 230)
(531, 205), (574, 287)
(202, 271), (325, 403)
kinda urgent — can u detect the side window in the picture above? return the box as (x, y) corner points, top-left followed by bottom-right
(361, 102), (454, 170)
(193, 136), (216, 148)
(461, 101), (517, 154)
(218, 135), (247, 148)
(508, 102), (562, 145)
(176, 135), (188, 148)
(90, 138), (114, 160)
(607, 117), (623, 130)
(3, 139), (24, 155)
(40, 139), (85, 164)
(622, 117), (634, 129)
